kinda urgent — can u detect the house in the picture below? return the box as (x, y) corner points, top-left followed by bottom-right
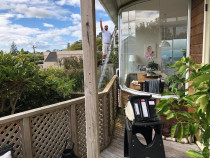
(43, 50), (83, 68)
(0, 1), (208, 158)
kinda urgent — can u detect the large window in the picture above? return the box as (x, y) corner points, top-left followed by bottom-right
(119, 0), (189, 96)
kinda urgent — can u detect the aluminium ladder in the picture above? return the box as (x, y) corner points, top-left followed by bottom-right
(98, 27), (117, 90)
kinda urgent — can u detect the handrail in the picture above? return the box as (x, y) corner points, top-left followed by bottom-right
(0, 92), (109, 125)
(103, 75), (117, 92)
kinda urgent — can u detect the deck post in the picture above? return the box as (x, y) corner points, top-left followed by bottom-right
(21, 117), (33, 158)
(70, 104), (79, 156)
(80, 0), (100, 158)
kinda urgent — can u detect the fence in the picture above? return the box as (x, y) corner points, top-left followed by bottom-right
(0, 75), (118, 158)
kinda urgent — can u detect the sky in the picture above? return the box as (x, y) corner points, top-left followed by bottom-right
(0, 0), (114, 52)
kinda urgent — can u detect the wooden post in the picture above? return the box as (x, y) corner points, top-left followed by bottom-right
(80, 0), (100, 158)
(70, 105), (79, 156)
(22, 117), (33, 158)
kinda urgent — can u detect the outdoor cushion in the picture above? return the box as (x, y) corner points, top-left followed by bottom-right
(0, 144), (13, 158)
(0, 151), (12, 158)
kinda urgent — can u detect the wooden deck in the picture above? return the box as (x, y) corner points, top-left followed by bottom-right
(100, 114), (199, 158)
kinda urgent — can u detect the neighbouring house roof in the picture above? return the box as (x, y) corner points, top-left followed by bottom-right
(44, 52), (57, 62)
(99, 0), (139, 25)
(44, 50), (83, 63)
(56, 50), (83, 57)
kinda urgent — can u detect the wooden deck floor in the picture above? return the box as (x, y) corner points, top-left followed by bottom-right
(100, 115), (199, 158)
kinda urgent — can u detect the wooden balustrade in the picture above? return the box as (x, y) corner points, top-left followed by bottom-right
(0, 75), (118, 158)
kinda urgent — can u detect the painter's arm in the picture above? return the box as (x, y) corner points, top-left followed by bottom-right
(100, 18), (103, 31)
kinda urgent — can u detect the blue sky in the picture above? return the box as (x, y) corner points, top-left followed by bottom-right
(0, 0), (114, 52)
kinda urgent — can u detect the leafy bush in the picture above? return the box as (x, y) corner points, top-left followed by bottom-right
(156, 57), (210, 158)
(60, 56), (84, 92)
(0, 53), (74, 116)
(66, 40), (82, 50)
(0, 52), (39, 115)
(17, 67), (74, 113)
(110, 50), (119, 70)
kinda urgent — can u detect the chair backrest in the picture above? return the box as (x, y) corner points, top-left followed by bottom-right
(128, 95), (158, 122)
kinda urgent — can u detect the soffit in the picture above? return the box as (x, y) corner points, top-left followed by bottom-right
(99, 0), (138, 25)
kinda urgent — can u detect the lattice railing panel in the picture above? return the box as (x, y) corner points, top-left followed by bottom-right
(0, 76), (118, 158)
(75, 102), (86, 158)
(106, 93), (111, 137)
(30, 108), (71, 158)
(109, 88), (114, 135)
(98, 96), (104, 148)
(113, 81), (118, 119)
(0, 121), (23, 157)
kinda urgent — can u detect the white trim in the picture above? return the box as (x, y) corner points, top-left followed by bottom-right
(185, 0), (192, 93)
(120, 85), (179, 99)
(203, 0), (210, 64)
(202, 0), (207, 64)
(118, 13), (122, 87)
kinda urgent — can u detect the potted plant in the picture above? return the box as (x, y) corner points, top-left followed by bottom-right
(147, 60), (158, 71)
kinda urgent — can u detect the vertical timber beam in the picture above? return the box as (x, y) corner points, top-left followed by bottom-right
(22, 117), (33, 158)
(80, 0), (100, 158)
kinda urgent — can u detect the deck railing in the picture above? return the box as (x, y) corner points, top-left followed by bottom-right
(0, 75), (118, 158)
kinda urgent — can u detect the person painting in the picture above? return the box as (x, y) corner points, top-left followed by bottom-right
(100, 18), (112, 64)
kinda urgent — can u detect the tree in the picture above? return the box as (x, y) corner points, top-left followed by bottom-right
(66, 33), (103, 51)
(10, 41), (18, 55)
(67, 42), (71, 49)
(0, 52), (39, 114)
(0, 53), (74, 116)
(20, 48), (24, 54)
(67, 40), (82, 50)
(96, 38), (102, 52)
(97, 32), (102, 38)
(61, 57), (84, 92)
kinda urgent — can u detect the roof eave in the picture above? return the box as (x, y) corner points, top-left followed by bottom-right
(99, 0), (119, 25)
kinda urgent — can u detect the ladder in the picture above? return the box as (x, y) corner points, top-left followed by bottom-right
(98, 27), (117, 90)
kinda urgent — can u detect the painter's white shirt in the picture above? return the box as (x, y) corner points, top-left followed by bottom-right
(102, 30), (111, 44)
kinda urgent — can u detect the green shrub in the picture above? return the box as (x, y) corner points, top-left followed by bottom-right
(0, 52), (39, 115)
(156, 57), (210, 158)
(0, 53), (74, 116)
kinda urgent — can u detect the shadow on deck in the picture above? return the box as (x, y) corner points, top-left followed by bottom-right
(100, 114), (198, 158)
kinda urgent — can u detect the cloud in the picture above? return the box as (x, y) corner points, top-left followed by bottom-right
(56, 0), (105, 11)
(56, 0), (80, 7)
(43, 23), (54, 28)
(4, 0), (29, 3)
(70, 13), (81, 24)
(0, 13), (14, 26)
(0, 0), (112, 52)
(1, 0), (70, 20)
(0, 14), (114, 52)
(95, 0), (105, 11)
